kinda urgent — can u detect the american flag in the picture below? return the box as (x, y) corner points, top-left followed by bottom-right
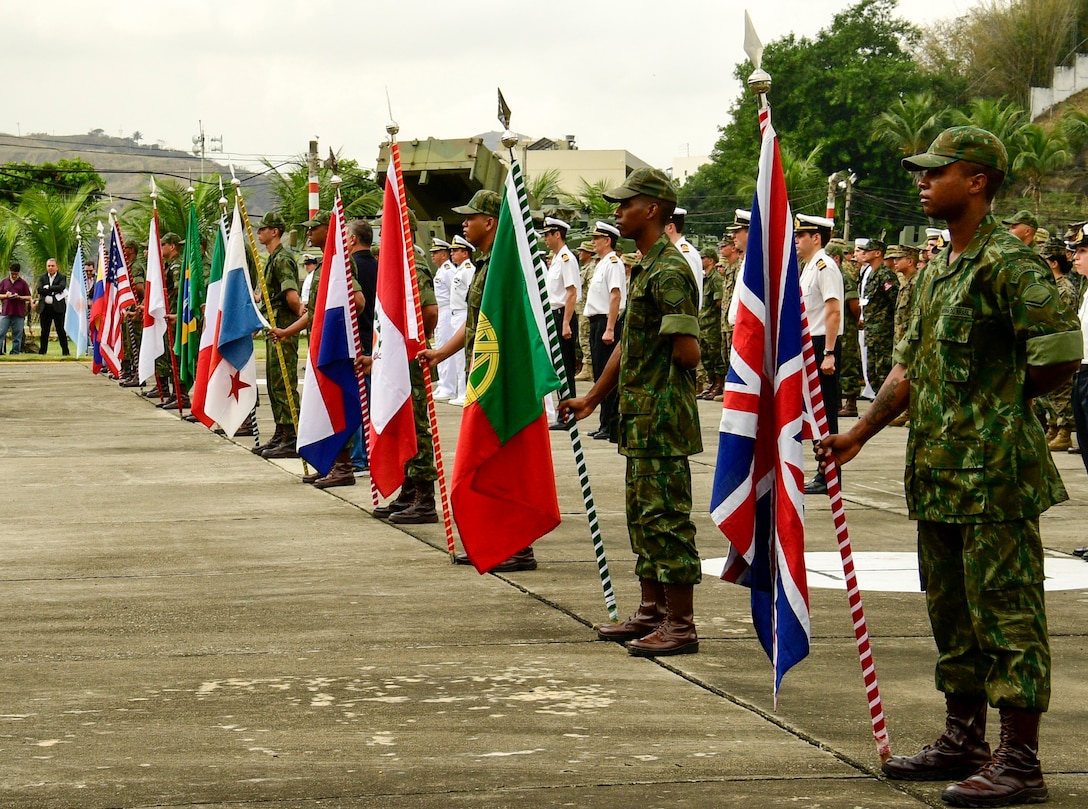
(710, 118), (810, 702)
(98, 218), (136, 378)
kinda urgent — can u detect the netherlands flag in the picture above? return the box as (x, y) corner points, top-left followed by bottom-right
(296, 203), (363, 475)
(202, 202), (267, 437)
(710, 118), (810, 702)
(368, 146), (424, 498)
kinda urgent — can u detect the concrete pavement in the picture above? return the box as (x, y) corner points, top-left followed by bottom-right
(2, 362), (1087, 808)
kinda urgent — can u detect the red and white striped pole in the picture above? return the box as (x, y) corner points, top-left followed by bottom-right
(308, 139), (320, 220)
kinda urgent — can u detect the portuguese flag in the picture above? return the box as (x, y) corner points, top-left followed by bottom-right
(451, 172), (562, 572)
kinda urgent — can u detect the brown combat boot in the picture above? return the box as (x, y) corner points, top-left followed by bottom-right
(262, 426), (299, 458)
(881, 695), (991, 781)
(252, 424), (284, 455)
(839, 398), (858, 417)
(373, 480), (416, 519)
(625, 583), (698, 657)
(313, 451), (356, 489)
(1048, 427), (1072, 453)
(1044, 424), (1058, 443)
(597, 578), (665, 642)
(708, 375), (725, 399)
(941, 708), (1047, 807)
(389, 480), (438, 523)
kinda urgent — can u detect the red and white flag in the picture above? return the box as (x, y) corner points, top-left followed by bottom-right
(138, 211), (168, 384)
(368, 144), (424, 497)
(98, 215), (137, 377)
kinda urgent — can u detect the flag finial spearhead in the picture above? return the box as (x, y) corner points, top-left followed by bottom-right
(229, 162), (239, 189)
(744, 11), (764, 71)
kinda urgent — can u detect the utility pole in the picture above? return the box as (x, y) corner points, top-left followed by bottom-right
(308, 138), (320, 220)
(825, 170), (857, 241)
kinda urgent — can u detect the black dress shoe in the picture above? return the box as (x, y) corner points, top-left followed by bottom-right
(593, 430), (610, 440)
(491, 548), (538, 572)
(803, 474), (827, 495)
(1075, 546), (1088, 557)
(549, 421), (568, 431)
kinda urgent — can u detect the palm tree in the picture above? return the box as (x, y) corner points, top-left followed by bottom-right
(1059, 107), (1088, 151)
(120, 177), (230, 252)
(950, 98), (1032, 170)
(262, 156), (381, 229)
(564, 178), (617, 220)
(527, 169), (563, 208)
(1012, 124), (1072, 211)
(0, 213), (22, 270)
(737, 143), (826, 202)
(10, 184), (100, 273)
(871, 92), (950, 156)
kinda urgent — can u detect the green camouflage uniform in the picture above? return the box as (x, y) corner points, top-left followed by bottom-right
(719, 258), (740, 367)
(618, 234), (702, 585)
(405, 258), (438, 482)
(699, 268), (724, 377)
(894, 215), (1083, 710)
(262, 245), (300, 426)
(464, 252), (491, 368)
(1037, 273), (1078, 430)
(893, 270), (918, 345)
(578, 258), (596, 368)
(155, 258), (182, 382)
(860, 262), (899, 391)
(839, 261), (863, 401)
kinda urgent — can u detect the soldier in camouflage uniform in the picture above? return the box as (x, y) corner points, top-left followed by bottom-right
(886, 244), (920, 427)
(576, 240), (596, 380)
(145, 232), (183, 402)
(1038, 237), (1079, 451)
(252, 211), (303, 459)
(422, 190), (538, 572)
(819, 127), (1083, 807)
(119, 237), (146, 387)
(827, 238), (861, 417)
(697, 248), (724, 398)
(718, 213), (748, 395)
(857, 239), (899, 397)
(562, 168), (702, 658)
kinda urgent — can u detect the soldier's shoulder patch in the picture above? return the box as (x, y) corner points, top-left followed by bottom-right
(883, 280), (895, 292)
(663, 288), (687, 308)
(1023, 283), (1054, 308)
(815, 259), (827, 271)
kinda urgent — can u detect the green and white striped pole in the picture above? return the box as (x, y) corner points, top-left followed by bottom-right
(498, 98), (617, 621)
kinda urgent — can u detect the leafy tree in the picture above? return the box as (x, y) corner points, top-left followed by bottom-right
(871, 92), (951, 157)
(527, 169), (563, 208)
(1012, 124), (1073, 210)
(0, 159), (105, 208)
(950, 98), (1033, 174)
(119, 177), (232, 253)
(6, 184), (101, 273)
(262, 156), (381, 230)
(682, 0), (958, 237)
(737, 143), (828, 213)
(563, 179), (620, 221)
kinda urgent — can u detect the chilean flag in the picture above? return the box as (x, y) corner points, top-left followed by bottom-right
(138, 211), (168, 384)
(202, 201), (268, 437)
(190, 217), (227, 426)
(710, 118), (810, 702)
(296, 203), (362, 475)
(368, 145), (424, 497)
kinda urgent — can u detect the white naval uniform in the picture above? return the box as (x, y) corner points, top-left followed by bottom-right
(448, 259), (475, 401)
(675, 237), (704, 310)
(544, 245), (582, 421)
(432, 259), (458, 399)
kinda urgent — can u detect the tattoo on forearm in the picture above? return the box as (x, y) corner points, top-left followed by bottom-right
(865, 372), (904, 427)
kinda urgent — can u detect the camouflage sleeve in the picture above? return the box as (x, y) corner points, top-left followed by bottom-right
(276, 252), (299, 295)
(416, 260), (436, 308)
(1003, 261), (1083, 366)
(657, 263), (700, 338)
(307, 268), (321, 312)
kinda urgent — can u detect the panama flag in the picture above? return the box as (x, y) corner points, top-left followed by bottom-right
(189, 216), (227, 425)
(369, 144), (423, 497)
(202, 201), (268, 436)
(98, 218), (137, 377)
(138, 211), (168, 384)
(63, 242), (90, 358)
(297, 203), (363, 475)
(709, 118), (810, 700)
(451, 166), (562, 573)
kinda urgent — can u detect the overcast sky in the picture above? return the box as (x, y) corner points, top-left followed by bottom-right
(5, 0), (972, 174)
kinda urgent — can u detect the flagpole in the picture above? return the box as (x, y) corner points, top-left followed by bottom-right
(744, 14), (890, 760)
(231, 175), (309, 477)
(386, 120), (457, 559)
(497, 94), (617, 620)
(331, 174), (379, 506)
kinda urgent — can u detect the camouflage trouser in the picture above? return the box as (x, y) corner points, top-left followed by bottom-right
(1038, 378), (1074, 429)
(578, 313), (591, 370)
(121, 314), (141, 377)
(865, 328), (895, 393)
(701, 325), (724, 377)
(265, 334), (299, 426)
(918, 518), (1050, 711)
(720, 327), (732, 370)
(155, 333), (173, 384)
(625, 456), (700, 585)
(404, 361), (437, 482)
(840, 322), (862, 399)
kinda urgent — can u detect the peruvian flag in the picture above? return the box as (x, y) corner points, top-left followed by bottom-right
(451, 167), (561, 573)
(202, 201), (268, 436)
(369, 144), (424, 497)
(189, 216), (227, 426)
(296, 201), (362, 475)
(138, 211), (168, 384)
(98, 217), (137, 377)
